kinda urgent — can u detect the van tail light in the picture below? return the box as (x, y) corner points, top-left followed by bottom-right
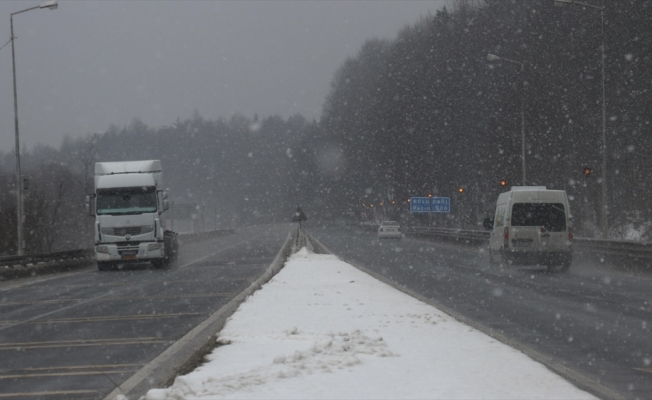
(568, 227), (573, 241)
(503, 227), (509, 248)
(540, 226), (547, 233)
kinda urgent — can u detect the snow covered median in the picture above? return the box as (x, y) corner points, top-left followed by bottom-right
(141, 247), (595, 399)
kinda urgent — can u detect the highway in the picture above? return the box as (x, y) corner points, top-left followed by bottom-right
(2, 223), (651, 399)
(311, 225), (652, 400)
(0, 225), (290, 400)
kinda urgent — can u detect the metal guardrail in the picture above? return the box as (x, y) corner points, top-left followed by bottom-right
(572, 237), (652, 261)
(0, 248), (95, 279)
(0, 229), (236, 280)
(0, 248), (95, 269)
(403, 226), (652, 264)
(407, 227), (489, 246)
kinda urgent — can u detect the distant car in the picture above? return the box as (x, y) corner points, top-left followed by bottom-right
(378, 221), (402, 239)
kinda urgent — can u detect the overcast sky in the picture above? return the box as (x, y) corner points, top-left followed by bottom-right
(0, 1), (444, 151)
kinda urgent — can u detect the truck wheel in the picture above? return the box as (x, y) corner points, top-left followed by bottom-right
(151, 259), (165, 269)
(97, 262), (112, 271)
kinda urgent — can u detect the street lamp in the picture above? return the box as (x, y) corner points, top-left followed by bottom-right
(11, 0), (58, 255)
(553, 0), (608, 238)
(487, 53), (526, 186)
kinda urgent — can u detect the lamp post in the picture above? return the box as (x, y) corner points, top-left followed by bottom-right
(487, 53), (526, 186)
(10, 0), (58, 255)
(553, 0), (608, 238)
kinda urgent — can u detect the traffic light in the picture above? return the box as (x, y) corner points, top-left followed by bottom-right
(500, 179), (507, 187)
(458, 187), (464, 193)
(583, 166), (592, 177)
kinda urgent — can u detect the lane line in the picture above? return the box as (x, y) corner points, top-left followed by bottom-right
(103, 230), (293, 400)
(55, 274), (257, 289)
(0, 340), (169, 351)
(178, 237), (254, 269)
(0, 270), (95, 292)
(0, 369), (135, 380)
(0, 299), (83, 307)
(0, 390), (96, 398)
(0, 370), (135, 379)
(15, 312), (200, 325)
(0, 337), (159, 347)
(0, 235), (260, 333)
(0, 292), (234, 307)
(14, 363), (143, 372)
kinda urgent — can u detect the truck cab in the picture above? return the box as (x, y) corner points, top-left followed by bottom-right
(89, 160), (177, 271)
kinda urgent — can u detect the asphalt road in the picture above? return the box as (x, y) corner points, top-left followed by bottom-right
(0, 224), (291, 400)
(310, 224), (652, 400)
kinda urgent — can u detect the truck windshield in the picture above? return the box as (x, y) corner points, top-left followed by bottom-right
(97, 187), (157, 215)
(511, 203), (566, 232)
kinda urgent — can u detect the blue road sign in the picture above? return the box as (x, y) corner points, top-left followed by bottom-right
(409, 197), (450, 213)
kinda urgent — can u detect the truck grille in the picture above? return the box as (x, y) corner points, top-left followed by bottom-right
(117, 244), (140, 255)
(113, 227), (143, 236)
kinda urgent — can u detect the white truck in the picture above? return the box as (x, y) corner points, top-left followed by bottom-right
(88, 160), (178, 271)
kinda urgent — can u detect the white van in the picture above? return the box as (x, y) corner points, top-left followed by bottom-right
(488, 186), (573, 271)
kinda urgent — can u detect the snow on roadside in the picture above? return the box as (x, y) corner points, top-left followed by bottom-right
(142, 247), (596, 399)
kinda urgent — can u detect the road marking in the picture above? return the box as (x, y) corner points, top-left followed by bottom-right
(0, 292), (234, 307)
(0, 370), (134, 379)
(107, 293), (234, 301)
(0, 270), (95, 292)
(0, 298), (83, 307)
(178, 237), (254, 269)
(218, 263), (271, 268)
(165, 278), (249, 282)
(0, 312), (200, 327)
(0, 234), (261, 334)
(13, 363), (143, 372)
(206, 257), (271, 263)
(54, 282), (128, 289)
(0, 390), (96, 398)
(0, 337), (168, 350)
(0, 337), (159, 347)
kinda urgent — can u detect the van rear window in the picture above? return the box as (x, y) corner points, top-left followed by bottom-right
(511, 203), (566, 232)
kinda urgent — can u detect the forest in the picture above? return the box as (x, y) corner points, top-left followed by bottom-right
(1, 0), (651, 255)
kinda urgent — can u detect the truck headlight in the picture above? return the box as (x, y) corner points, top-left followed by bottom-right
(96, 246), (110, 254)
(148, 243), (162, 251)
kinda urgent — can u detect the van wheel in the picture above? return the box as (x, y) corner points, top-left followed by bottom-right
(489, 248), (500, 268)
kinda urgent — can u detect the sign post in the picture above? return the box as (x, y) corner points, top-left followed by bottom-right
(292, 206), (307, 228)
(410, 197), (450, 226)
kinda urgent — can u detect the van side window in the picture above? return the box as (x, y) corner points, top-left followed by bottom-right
(511, 203), (566, 232)
(494, 205), (505, 227)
